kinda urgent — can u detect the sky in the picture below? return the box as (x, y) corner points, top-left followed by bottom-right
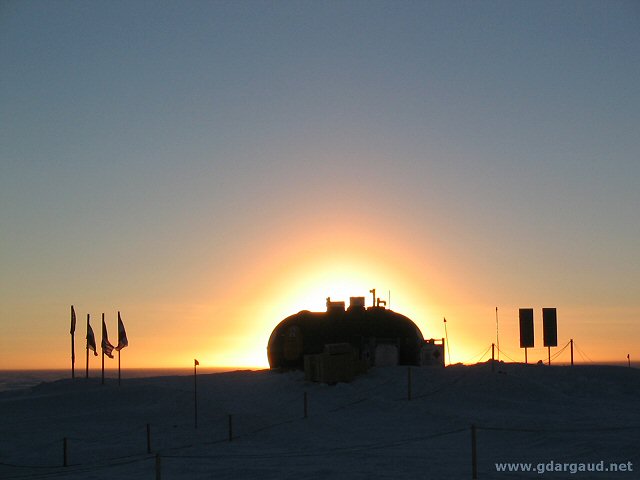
(1, 0), (639, 369)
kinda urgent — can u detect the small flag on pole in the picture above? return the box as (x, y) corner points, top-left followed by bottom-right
(102, 319), (115, 359)
(116, 312), (128, 351)
(71, 305), (76, 335)
(194, 359), (199, 366)
(87, 321), (98, 356)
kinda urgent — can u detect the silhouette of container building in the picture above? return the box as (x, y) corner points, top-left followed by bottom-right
(267, 296), (444, 382)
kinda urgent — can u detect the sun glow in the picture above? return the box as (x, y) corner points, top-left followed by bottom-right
(242, 239), (447, 344)
(158, 217), (482, 370)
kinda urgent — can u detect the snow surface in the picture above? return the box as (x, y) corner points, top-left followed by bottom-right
(1, 363), (639, 479)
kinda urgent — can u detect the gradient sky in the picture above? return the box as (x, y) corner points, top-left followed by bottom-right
(2, 1), (639, 369)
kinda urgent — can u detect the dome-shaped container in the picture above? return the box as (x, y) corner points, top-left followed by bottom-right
(267, 304), (425, 369)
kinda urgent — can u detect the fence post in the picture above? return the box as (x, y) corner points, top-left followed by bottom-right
(147, 423), (152, 454)
(304, 392), (308, 419)
(63, 437), (68, 467)
(471, 424), (478, 479)
(491, 343), (495, 372)
(570, 339), (574, 366)
(228, 414), (233, 442)
(155, 454), (161, 480)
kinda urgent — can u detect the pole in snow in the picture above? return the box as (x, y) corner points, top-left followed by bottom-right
(194, 359), (199, 428)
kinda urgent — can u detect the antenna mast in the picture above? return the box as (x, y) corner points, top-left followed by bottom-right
(443, 317), (451, 366)
(496, 307), (500, 362)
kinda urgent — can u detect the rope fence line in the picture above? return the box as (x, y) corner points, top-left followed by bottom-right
(574, 342), (595, 363)
(439, 340), (579, 367)
(491, 339), (597, 366)
(0, 438), (62, 455)
(0, 454), (153, 479)
(477, 347), (492, 364)
(162, 427), (469, 461)
(407, 370), (470, 401)
(67, 424), (147, 444)
(478, 424), (640, 434)
(3, 418), (638, 478)
(495, 346), (518, 363)
(1, 358), (634, 479)
(548, 340), (572, 363)
(455, 345), (491, 365)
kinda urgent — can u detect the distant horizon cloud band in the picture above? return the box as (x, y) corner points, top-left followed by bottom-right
(1, 1), (638, 369)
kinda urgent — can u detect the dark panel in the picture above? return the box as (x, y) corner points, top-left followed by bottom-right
(519, 308), (534, 348)
(543, 308), (558, 347)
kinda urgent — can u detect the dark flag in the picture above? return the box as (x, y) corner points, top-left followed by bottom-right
(102, 319), (115, 359)
(70, 305), (76, 335)
(70, 305), (77, 378)
(116, 312), (128, 351)
(87, 321), (98, 356)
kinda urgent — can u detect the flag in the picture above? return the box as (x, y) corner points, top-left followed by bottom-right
(70, 305), (76, 335)
(116, 311), (128, 351)
(102, 319), (115, 359)
(87, 321), (98, 356)
(194, 359), (199, 366)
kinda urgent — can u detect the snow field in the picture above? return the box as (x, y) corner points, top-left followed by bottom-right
(1, 364), (639, 479)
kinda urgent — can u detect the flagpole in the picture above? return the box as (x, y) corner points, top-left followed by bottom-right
(194, 359), (198, 429)
(443, 317), (450, 366)
(86, 314), (90, 379)
(101, 312), (105, 386)
(495, 307), (500, 362)
(71, 332), (75, 379)
(70, 306), (76, 379)
(116, 311), (128, 386)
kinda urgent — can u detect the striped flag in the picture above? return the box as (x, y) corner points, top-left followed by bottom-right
(102, 318), (115, 359)
(116, 311), (128, 351)
(70, 305), (76, 335)
(87, 320), (98, 356)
